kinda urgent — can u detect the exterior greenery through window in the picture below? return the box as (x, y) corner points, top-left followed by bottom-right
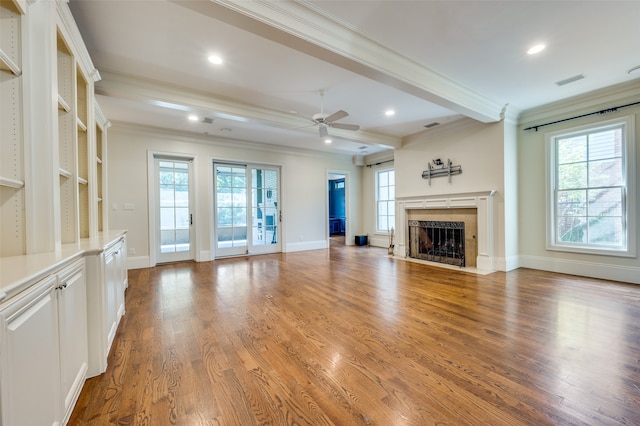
(547, 116), (635, 255)
(376, 169), (395, 232)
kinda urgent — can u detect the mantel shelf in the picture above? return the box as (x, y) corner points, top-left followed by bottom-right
(0, 176), (25, 189)
(0, 48), (22, 77)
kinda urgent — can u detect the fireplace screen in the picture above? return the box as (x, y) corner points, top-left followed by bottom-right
(408, 220), (465, 267)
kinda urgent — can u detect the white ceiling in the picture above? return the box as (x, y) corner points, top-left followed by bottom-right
(69, 0), (640, 157)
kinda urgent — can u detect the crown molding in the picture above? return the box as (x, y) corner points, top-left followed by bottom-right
(97, 70), (402, 149)
(171, 0), (504, 123)
(56, 0), (99, 82)
(518, 79), (640, 127)
(110, 121), (357, 162)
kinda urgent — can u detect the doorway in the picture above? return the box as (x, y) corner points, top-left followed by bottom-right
(154, 157), (195, 263)
(214, 162), (281, 258)
(328, 173), (346, 245)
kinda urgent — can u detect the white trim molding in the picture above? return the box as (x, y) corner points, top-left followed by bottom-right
(520, 255), (640, 285)
(396, 190), (497, 272)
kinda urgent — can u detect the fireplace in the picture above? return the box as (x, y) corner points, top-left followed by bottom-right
(395, 191), (496, 272)
(408, 220), (465, 267)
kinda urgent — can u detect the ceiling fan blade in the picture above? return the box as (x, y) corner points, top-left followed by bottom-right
(331, 122), (360, 131)
(324, 109), (348, 123)
(319, 124), (328, 138)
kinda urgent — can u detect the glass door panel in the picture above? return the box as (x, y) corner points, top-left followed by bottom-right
(214, 163), (281, 258)
(250, 168), (280, 254)
(215, 165), (248, 256)
(157, 159), (194, 263)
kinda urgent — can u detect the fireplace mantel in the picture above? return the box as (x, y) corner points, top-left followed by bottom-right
(396, 191), (496, 271)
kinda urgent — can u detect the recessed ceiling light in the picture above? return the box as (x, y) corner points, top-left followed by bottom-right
(208, 55), (223, 65)
(188, 114), (199, 121)
(324, 138), (332, 144)
(527, 44), (546, 55)
(385, 109), (395, 116)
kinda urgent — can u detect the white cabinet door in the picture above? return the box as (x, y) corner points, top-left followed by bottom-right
(114, 239), (126, 320)
(0, 276), (59, 426)
(104, 243), (119, 350)
(57, 259), (89, 424)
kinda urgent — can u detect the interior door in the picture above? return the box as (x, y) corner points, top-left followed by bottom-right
(156, 158), (194, 263)
(214, 163), (281, 257)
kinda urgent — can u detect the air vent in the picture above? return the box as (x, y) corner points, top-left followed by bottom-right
(555, 74), (585, 86)
(358, 146), (367, 150)
(202, 117), (214, 124)
(424, 122), (440, 129)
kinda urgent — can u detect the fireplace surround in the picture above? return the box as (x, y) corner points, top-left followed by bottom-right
(395, 191), (496, 271)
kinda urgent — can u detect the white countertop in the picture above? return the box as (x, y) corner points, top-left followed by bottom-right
(0, 230), (127, 303)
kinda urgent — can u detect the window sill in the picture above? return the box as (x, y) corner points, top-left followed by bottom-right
(546, 244), (636, 258)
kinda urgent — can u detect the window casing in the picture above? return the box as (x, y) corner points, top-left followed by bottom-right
(546, 115), (636, 257)
(376, 169), (395, 232)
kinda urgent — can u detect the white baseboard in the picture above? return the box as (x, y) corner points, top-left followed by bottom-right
(368, 235), (389, 248)
(286, 240), (328, 253)
(126, 255), (151, 270)
(494, 255), (520, 272)
(519, 255), (640, 285)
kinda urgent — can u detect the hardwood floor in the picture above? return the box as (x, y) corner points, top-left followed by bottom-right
(70, 245), (640, 425)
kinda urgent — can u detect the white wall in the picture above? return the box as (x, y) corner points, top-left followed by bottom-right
(518, 80), (640, 284)
(107, 124), (362, 268)
(391, 118), (511, 269)
(359, 152), (394, 248)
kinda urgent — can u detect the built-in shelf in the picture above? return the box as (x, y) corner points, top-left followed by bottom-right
(97, 197), (102, 203)
(76, 117), (87, 132)
(77, 177), (88, 185)
(59, 168), (73, 179)
(10, 0), (27, 15)
(57, 94), (71, 112)
(0, 176), (25, 189)
(0, 49), (21, 76)
(96, 157), (102, 164)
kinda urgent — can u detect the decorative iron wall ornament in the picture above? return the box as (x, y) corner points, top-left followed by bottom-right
(421, 158), (462, 185)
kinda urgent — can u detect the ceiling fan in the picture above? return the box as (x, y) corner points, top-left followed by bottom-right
(309, 90), (360, 139)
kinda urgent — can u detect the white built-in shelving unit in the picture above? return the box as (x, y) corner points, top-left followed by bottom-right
(0, 0), (26, 257)
(95, 102), (110, 234)
(1, 0), (108, 256)
(57, 32), (77, 244)
(0, 2), (124, 425)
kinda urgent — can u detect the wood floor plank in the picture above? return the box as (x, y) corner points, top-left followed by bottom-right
(69, 244), (640, 425)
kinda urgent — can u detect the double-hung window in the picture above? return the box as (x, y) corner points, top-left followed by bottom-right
(546, 115), (636, 256)
(376, 169), (395, 232)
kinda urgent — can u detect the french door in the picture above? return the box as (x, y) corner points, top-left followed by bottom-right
(155, 158), (194, 263)
(214, 162), (281, 257)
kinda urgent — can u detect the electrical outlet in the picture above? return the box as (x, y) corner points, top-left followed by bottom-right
(129, 248), (136, 255)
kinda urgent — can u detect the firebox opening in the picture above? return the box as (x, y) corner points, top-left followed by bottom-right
(408, 220), (465, 267)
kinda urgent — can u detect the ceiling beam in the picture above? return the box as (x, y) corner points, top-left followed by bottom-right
(172, 0), (505, 123)
(96, 71), (402, 149)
